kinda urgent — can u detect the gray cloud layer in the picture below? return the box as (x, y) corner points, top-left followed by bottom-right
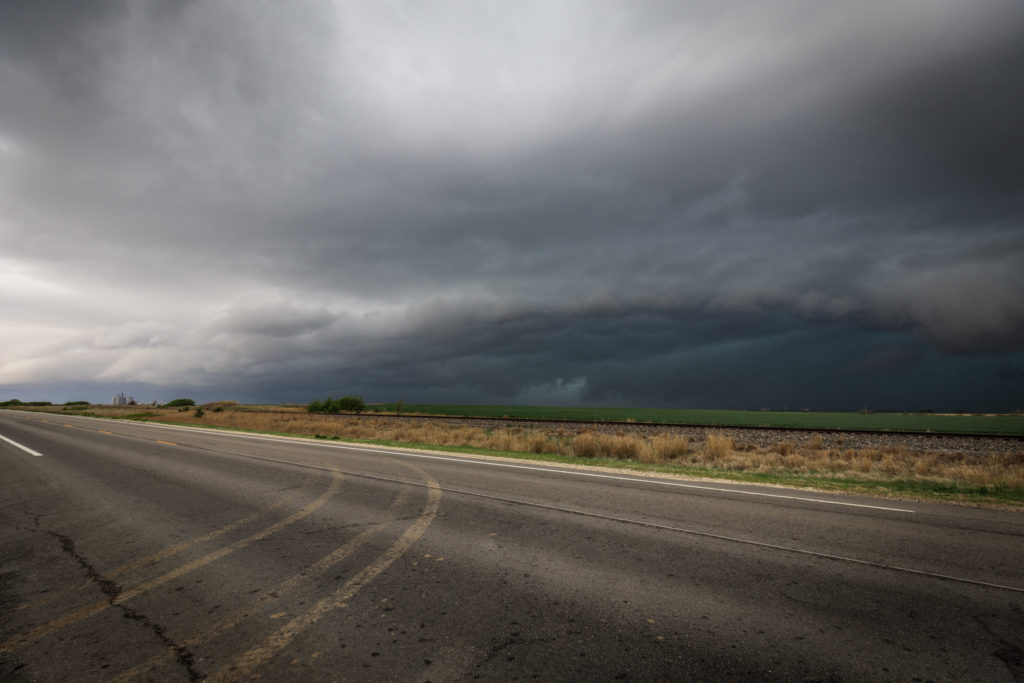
(2, 1), (1022, 409)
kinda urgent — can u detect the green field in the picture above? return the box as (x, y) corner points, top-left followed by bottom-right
(369, 404), (1024, 436)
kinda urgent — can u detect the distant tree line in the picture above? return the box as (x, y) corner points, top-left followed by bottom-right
(308, 396), (366, 414)
(0, 399), (53, 407)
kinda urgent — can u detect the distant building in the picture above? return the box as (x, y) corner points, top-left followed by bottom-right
(111, 392), (135, 406)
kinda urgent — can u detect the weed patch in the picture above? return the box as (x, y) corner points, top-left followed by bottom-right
(705, 431), (733, 460)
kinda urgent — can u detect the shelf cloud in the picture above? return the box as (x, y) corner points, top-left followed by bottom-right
(2, 1), (1022, 410)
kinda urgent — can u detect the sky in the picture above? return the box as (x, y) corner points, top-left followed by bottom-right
(1, 1), (1023, 411)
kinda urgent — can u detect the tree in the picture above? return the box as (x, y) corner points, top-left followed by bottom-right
(309, 396), (365, 414)
(336, 395), (365, 413)
(162, 398), (195, 407)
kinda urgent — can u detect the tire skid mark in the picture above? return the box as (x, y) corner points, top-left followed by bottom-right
(207, 465), (442, 682)
(15, 490), (301, 614)
(113, 485), (415, 681)
(0, 470), (343, 653)
(48, 531), (202, 681)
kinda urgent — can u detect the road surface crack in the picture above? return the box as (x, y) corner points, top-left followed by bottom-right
(50, 532), (204, 681)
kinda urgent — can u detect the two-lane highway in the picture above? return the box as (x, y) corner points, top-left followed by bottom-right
(2, 409), (1022, 681)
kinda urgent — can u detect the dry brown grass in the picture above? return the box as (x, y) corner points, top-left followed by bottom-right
(571, 433), (637, 460)
(201, 400), (238, 410)
(572, 432), (600, 458)
(771, 441), (795, 456)
(704, 431), (733, 461)
(42, 406), (1024, 492)
(642, 434), (690, 464)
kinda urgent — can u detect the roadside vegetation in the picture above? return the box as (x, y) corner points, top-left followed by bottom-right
(308, 396), (366, 414)
(161, 398), (195, 407)
(21, 403), (1024, 507)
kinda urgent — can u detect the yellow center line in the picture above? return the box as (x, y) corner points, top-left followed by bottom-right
(114, 473), (338, 604)
(114, 485), (415, 682)
(156, 440), (177, 446)
(15, 490), (301, 614)
(98, 430), (112, 434)
(0, 471), (343, 653)
(208, 465), (441, 682)
(108, 490), (302, 581)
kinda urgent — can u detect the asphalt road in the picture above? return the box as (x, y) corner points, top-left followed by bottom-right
(1, 410), (1022, 682)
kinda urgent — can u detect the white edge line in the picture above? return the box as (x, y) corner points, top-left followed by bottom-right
(43, 413), (913, 513)
(0, 432), (43, 457)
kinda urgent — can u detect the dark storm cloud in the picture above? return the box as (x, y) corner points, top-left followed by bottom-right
(2, 1), (1023, 409)
(850, 347), (925, 376)
(211, 305), (336, 339)
(994, 365), (1024, 383)
(181, 305), (1021, 411)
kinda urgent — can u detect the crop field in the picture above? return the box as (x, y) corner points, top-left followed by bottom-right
(368, 404), (1024, 436)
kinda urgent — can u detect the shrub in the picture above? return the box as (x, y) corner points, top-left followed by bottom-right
(336, 395), (366, 413)
(194, 407), (205, 418)
(64, 400), (90, 406)
(313, 395), (366, 414)
(163, 398), (195, 407)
